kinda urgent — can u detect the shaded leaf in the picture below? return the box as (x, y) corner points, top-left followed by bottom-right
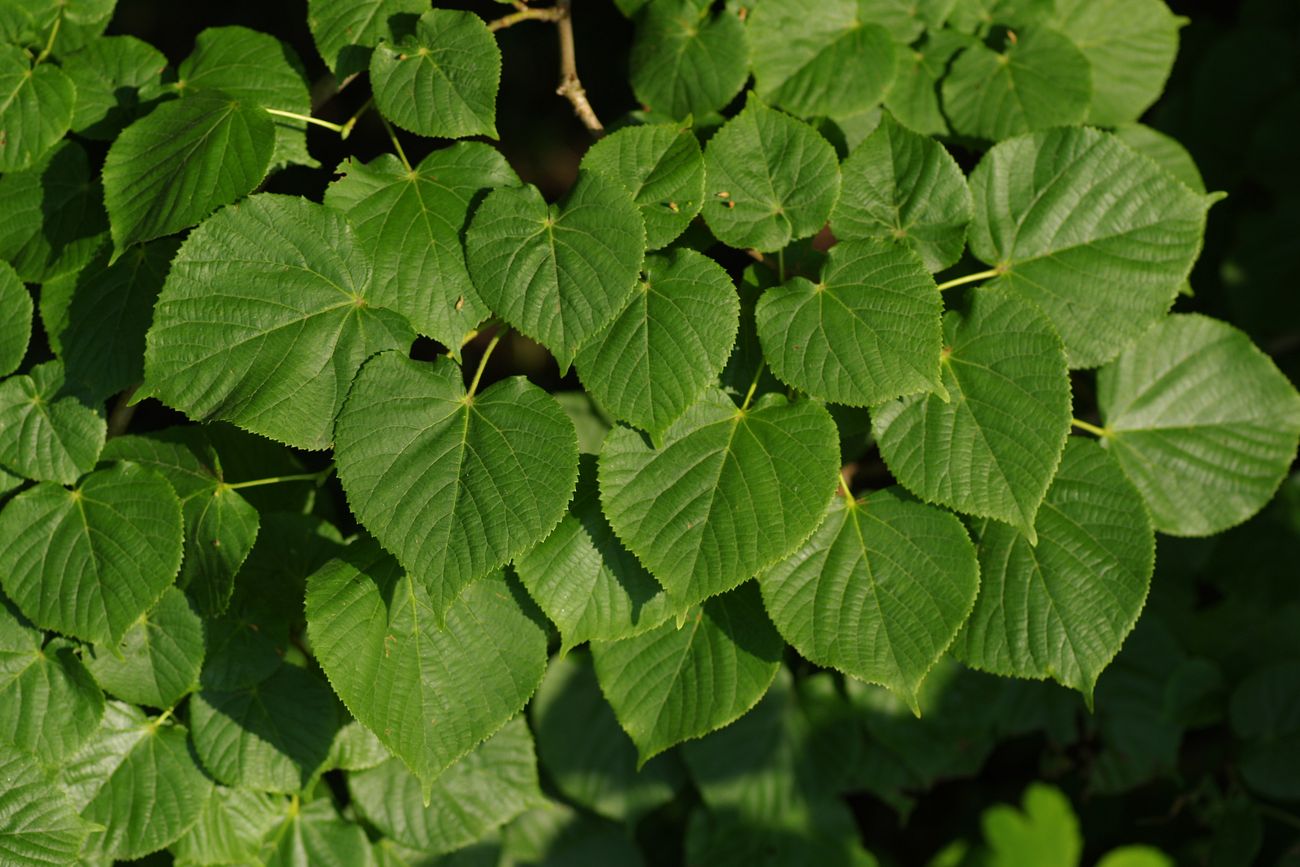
(169, 786), (284, 867)
(629, 0), (748, 120)
(306, 0), (426, 79)
(0, 261), (30, 377)
(84, 587), (205, 709)
(0, 741), (91, 867)
(61, 34), (168, 140)
(0, 44), (75, 172)
(0, 360), (104, 483)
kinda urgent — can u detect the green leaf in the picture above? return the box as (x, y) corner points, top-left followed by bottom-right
(143, 194), (414, 450)
(0, 360), (105, 484)
(747, 0), (897, 118)
(327, 720), (392, 772)
(832, 113), (972, 272)
(84, 587), (204, 709)
(953, 438), (1155, 702)
(307, 0), (427, 80)
(350, 718), (542, 854)
(600, 388), (839, 607)
(629, 0), (749, 120)
(755, 237), (944, 406)
(981, 784), (1081, 867)
(942, 28), (1091, 141)
(968, 126), (1217, 367)
(178, 25), (317, 169)
(370, 9), (500, 139)
(883, 30), (974, 137)
(1048, 0), (1183, 127)
(102, 92), (275, 255)
(575, 249), (739, 439)
(1229, 660), (1300, 801)
(532, 650), (686, 821)
(334, 353), (578, 614)
(580, 122), (706, 250)
(101, 431), (260, 616)
(45, 238), (179, 403)
(700, 95), (841, 252)
(0, 462), (183, 645)
(0, 602), (104, 764)
(759, 490), (979, 712)
(1097, 314), (1300, 536)
(190, 663), (341, 793)
(0, 262), (30, 377)
(169, 786), (284, 867)
(0, 139), (108, 284)
(871, 287), (1071, 538)
(258, 798), (374, 867)
(323, 144), (517, 350)
(62, 701), (214, 861)
(591, 581), (783, 764)
(1095, 847), (1175, 867)
(514, 455), (676, 651)
(465, 171), (646, 370)
(61, 35), (168, 140)
(0, 44), (75, 172)
(306, 540), (548, 792)
(0, 741), (92, 866)
(1112, 124), (1205, 193)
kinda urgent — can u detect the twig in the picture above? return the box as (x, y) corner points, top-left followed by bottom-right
(107, 385), (139, 438)
(554, 0), (604, 136)
(489, 5), (565, 31)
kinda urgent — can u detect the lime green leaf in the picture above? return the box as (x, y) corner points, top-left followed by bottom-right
(0, 602), (104, 763)
(1112, 124), (1205, 193)
(370, 9), (500, 139)
(747, 0), (896, 118)
(465, 171), (645, 370)
(0, 360), (105, 484)
(701, 96), (840, 252)
(0, 44), (75, 172)
(759, 491), (979, 712)
(968, 126), (1217, 367)
(46, 238), (179, 403)
(1095, 847), (1175, 867)
(1230, 660), (1300, 801)
(580, 122), (705, 250)
(350, 718), (542, 854)
(101, 432), (260, 616)
(884, 30), (975, 137)
(169, 786), (283, 867)
(871, 287), (1071, 537)
(84, 587), (204, 709)
(323, 144), (517, 350)
(514, 455), (676, 651)
(0, 741), (92, 867)
(307, 0), (426, 79)
(756, 238), (943, 407)
(600, 389), (839, 607)
(62, 701), (214, 861)
(1098, 314), (1300, 536)
(533, 650), (685, 821)
(61, 35), (168, 140)
(306, 540), (548, 792)
(982, 784), (1081, 867)
(942, 28), (1091, 141)
(178, 25), (317, 169)
(575, 249), (739, 439)
(591, 581), (783, 764)
(334, 353), (578, 614)
(0, 462), (183, 645)
(327, 720), (392, 772)
(832, 114), (972, 272)
(0, 139), (108, 284)
(190, 663), (341, 793)
(102, 93), (275, 254)
(143, 194), (414, 450)
(0, 262), (30, 377)
(629, 0), (748, 120)
(258, 798), (373, 867)
(1048, 0), (1183, 127)
(953, 438), (1154, 702)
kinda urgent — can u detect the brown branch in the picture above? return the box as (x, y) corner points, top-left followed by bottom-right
(107, 384), (139, 439)
(554, 0), (604, 136)
(488, 5), (565, 31)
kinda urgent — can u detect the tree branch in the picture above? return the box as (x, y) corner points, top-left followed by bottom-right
(554, 0), (604, 136)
